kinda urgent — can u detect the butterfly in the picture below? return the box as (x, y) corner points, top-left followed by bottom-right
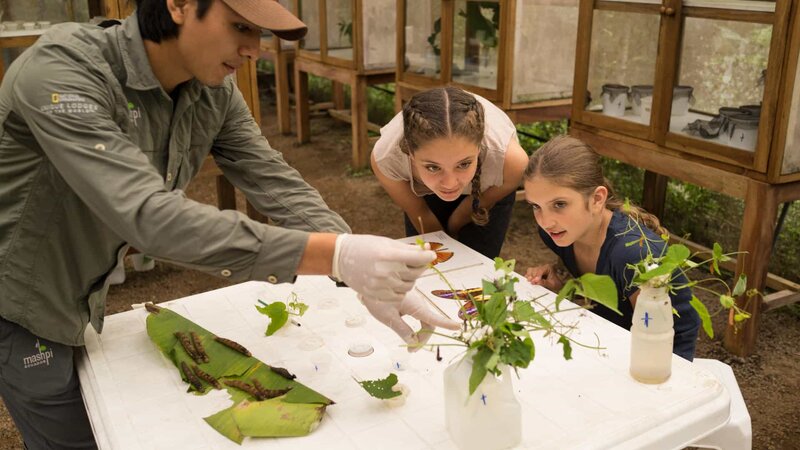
(427, 242), (453, 265)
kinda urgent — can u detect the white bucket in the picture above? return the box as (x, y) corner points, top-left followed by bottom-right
(727, 113), (759, 151)
(601, 84), (629, 117)
(630, 85), (653, 116)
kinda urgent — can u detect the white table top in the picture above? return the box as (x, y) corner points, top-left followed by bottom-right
(78, 237), (731, 449)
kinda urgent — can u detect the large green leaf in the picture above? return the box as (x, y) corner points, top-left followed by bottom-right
(690, 295), (714, 338)
(145, 306), (333, 443)
(575, 273), (620, 315)
(232, 400), (327, 437)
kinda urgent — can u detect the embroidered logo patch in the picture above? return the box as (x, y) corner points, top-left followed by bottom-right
(22, 339), (54, 369)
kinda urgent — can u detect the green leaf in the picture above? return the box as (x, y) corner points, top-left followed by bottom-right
(557, 336), (572, 360)
(357, 373), (402, 399)
(291, 301), (309, 316)
(468, 348), (492, 395)
(732, 275), (747, 297)
(500, 338), (534, 368)
(481, 293), (508, 329)
(256, 302), (289, 336)
(690, 295), (714, 338)
(512, 300), (536, 322)
(575, 273), (620, 315)
(555, 279), (578, 311)
(233, 399), (327, 437)
(493, 257), (515, 273)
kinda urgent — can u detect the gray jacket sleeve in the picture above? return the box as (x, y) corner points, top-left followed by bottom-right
(10, 43), (310, 283)
(211, 86), (350, 234)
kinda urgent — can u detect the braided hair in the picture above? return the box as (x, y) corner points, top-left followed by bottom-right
(399, 87), (489, 225)
(524, 135), (667, 235)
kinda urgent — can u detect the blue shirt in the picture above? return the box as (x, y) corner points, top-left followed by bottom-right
(538, 210), (700, 360)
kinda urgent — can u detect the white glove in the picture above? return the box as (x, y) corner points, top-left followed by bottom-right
(360, 290), (461, 351)
(332, 234), (435, 303)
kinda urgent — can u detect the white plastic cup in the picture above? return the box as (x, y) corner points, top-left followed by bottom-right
(22, 22), (36, 31)
(601, 84), (629, 117)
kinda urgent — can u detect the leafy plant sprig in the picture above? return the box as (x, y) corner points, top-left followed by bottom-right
(256, 293), (308, 336)
(415, 237), (618, 395)
(619, 213), (756, 338)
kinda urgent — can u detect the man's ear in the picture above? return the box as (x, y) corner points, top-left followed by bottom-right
(167, 0), (190, 25)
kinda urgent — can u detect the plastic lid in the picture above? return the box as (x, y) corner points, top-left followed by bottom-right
(602, 84), (629, 94)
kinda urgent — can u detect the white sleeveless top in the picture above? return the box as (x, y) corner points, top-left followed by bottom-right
(372, 93), (518, 197)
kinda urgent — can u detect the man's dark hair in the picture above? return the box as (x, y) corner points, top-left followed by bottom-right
(136, 0), (214, 42)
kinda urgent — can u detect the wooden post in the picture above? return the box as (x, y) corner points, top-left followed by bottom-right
(295, 66), (311, 144)
(215, 175), (237, 211)
(724, 180), (779, 356)
(642, 170), (668, 218)
(350, 74), (369, 169)
(332, 81), (347, 109)
(275, 51), (293, 135)
(236, 60), (261, 127)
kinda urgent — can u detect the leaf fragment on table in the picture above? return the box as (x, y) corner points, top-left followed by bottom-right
(357, 373), (402, 399)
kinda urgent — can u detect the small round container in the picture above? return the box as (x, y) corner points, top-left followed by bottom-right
(22, 22), (36, 31)
(671, 85), (693, 116)
(601, 84), (629, 117)
(640, 96), (654, 123)
(726, 113), (759, 151)
(4, 21), (20, 31)
(630, 85), (653, 116)
(36, 21), (51, 29)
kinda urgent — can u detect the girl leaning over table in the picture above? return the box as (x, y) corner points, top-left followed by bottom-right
(371, 87), (529, 258)
(522, 135), (700, 360)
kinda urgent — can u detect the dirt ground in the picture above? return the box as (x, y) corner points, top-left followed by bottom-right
(0, 97), (798, 449)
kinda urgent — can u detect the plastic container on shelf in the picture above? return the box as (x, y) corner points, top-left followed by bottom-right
(727, 113), (759, 151)
(630, 85), (653, 116)
(601, 84), (629, 117)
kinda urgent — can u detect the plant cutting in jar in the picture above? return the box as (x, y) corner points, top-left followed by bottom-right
(417, 245), (619, 450)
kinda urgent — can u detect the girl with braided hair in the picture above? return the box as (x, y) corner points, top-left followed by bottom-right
(371, 87), (528, 258)
(523, 135), (700, 360)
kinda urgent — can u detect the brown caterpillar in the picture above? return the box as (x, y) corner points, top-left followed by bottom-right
(191, 364), (222, 389)
(174, 331), (202, 363)
(214, 336), (252, 357)
(180, 361), (204, 391)
(269, 366), (296, 380)
(252, 379), (292, 400)
(189, 332), (209, 363)
(144, 302), (162, 314)
(224, 380), (263, 399)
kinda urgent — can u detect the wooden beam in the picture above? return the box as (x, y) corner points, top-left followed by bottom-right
(668, 234), (800, 293)
(327, 109), (381, 133)
(763, 290), (800, 312)
(642, 171), (668, 219)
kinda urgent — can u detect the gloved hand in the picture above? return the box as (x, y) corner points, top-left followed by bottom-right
(332, 234), (435, 303)
(360, 290), (461, 351)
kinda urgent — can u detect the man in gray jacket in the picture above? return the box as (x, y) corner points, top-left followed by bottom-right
(0, 0), (457, 447)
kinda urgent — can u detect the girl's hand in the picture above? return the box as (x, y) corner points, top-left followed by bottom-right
(525, 264), (566, 292)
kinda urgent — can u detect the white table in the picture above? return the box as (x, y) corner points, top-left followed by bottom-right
(78, 244), (731, 449)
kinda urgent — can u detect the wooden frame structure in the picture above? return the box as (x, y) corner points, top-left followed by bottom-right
(293, 0), (396, 169)
(259, 32), (296, 135)
(395, 0), (577, 123)
(570, 0), (800, 356)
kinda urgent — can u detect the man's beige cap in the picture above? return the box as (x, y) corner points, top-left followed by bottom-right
(220, 0), (307, 41)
